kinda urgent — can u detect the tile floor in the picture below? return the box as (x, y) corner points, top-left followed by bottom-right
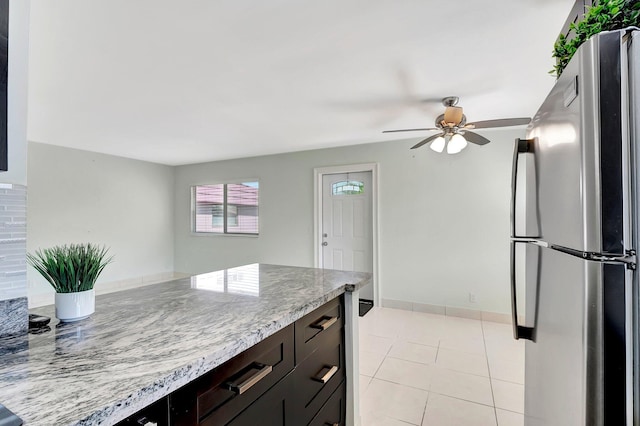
(358, 307), (525, 426)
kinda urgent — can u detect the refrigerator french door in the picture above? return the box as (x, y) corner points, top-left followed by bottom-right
(510, 29), (638, 425)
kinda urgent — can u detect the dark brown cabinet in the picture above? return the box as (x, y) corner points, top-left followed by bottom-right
(116, 295), (346, 426)
(292, 296), (345, 424)
(115, 397), (170, 426)
(170, 325), (295, 425)
(226, 372), (293, 426)
(308, 382), (346, 426)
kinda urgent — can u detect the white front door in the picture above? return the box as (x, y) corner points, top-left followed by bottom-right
(322, 172), (373, 300)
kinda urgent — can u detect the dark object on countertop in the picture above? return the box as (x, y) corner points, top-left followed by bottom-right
(359, 299), (374, 317)
(28, 314), (50, 328)
(28, 326), (51, 335)
(29, 314), (51, 335)
(0, 403), (23, 426)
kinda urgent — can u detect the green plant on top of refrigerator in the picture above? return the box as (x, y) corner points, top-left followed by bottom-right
(551, 0), (640, 78)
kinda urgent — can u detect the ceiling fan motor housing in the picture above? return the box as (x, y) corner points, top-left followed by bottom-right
(442, 96), (459, 107)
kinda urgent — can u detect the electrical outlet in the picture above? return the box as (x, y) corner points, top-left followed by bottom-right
(468, 292), (476, 303)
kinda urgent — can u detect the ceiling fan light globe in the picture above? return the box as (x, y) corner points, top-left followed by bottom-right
(430, 136), (445, 153)
(447, 134), (468, 154)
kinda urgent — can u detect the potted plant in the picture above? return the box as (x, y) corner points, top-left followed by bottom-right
(552, 0), (640, 77)
(27, 243), (113, 322)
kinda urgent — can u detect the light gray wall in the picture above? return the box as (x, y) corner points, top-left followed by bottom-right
(27, 142), (176, 305)
(175, 129), (523, 314)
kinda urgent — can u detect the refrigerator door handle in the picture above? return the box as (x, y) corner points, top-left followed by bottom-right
(550, 244), (637, 269)
(510, 138), (534, 239)
(510, 240), (534, 340)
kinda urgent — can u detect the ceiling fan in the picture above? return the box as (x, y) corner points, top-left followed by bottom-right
(382, 96), (531, 154)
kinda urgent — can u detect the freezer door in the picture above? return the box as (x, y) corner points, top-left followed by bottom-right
(524, 245), (628, 426)
(524, 31), (627, 254)
(628, 30), (640, 425)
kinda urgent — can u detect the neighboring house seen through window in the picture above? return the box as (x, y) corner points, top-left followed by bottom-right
(193, 182), (259, 234)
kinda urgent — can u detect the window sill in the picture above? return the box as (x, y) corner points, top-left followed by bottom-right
(190, 232), (259, 238)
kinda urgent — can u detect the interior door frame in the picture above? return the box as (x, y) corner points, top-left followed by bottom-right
(314, 163), (379, 305)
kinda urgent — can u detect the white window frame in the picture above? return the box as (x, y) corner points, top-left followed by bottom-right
(191, 180), (260, 236)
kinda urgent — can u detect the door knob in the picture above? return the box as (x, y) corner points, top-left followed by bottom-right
(322, 242), (328, 246)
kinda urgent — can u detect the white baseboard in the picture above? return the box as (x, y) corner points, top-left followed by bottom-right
(28, 271), (190, 308)
(380, 298), (521, 324)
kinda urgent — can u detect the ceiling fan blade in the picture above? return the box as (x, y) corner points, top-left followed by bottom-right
(462, 131), (491, 145)
(444, 106), (463, 125)
(465, 117), (531, 129)
(410, 134), (441, 150)
(382, 128), (439, 133)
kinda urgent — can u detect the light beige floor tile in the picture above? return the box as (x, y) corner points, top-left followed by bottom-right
(360, 307), (411, 339)
(485, 340), (524, 364)
(360, 333), (395, 355)
(360, 319), (399, 339)
(436, 348), (489, 377)
(439, 336), (486, 356)
(492, 379), (524, 413)
(360, 350), (386, 376)
(488, 358), (525, 384)
(444, 316), (484, 330)
(359, 310), (524, 425)
(388, 341), (438, 365)
(361, 413), (418, 425)
(496, 409), (524, 426)
(375, 357), (434, 390)
(414, 313), (447, 323)
(412, 311), (449, 323)
(360, 374), (372, 395)
(400, 324), (442, 347)
(360, 378), (429, 425)
(422, 394), (497, 426)
(429, 367), (494, 406)
(368, 307), (415, 324)
(482, 321), (514, 340)
(444, 316), (482, 339)
(486, 352), (524, 370)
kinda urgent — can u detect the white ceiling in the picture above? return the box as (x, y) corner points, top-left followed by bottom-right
(27, 0), (574, 166)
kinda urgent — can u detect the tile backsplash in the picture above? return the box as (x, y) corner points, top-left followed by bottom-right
(0, 183), (27, 336)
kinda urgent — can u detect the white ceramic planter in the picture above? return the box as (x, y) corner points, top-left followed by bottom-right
(55, 289), (95, 322)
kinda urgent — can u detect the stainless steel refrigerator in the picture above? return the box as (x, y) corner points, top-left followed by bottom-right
(510, 28), (639, 425)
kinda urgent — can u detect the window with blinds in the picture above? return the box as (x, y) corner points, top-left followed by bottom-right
(193, 182), (259, 235)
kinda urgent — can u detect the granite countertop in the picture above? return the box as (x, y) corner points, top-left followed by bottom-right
(0, 264), (371, 426)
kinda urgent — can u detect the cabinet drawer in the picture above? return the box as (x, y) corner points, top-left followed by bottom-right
(115, 396), (169, 426)
(295, 296), (343, 363)
(308, 381), (345, 426)
(226, 372), (292, 426)
(292, 324), (345, 424)
(170, 324), (294, 426)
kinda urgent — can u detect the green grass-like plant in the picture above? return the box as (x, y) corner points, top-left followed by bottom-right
(551, 0), (640, 78)
(27, 243), (113, 293)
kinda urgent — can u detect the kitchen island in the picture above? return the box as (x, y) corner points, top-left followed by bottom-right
(0, 264), (371, 425)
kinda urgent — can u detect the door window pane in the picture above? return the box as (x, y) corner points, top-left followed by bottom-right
(332, 180), (364, 196)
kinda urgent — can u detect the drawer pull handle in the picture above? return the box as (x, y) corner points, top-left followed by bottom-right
(325, 423), (339, 426)
(313, 365), (338, 383)
(228, 363), (273, 395)
(135, 417), (157, 426)
(311, 316), (338, 331)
